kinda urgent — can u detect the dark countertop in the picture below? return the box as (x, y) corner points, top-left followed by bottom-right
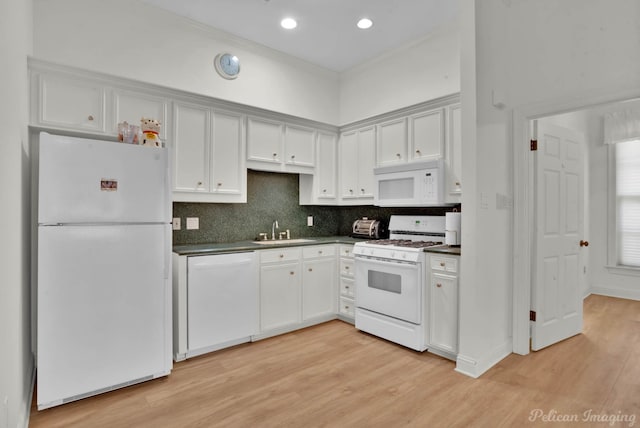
(424, 245), (461, 256)
(173, 236), (367, 256)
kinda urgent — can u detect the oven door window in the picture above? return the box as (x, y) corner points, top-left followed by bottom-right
(368, 270), (402, 294)
(355, 257), (422, 324)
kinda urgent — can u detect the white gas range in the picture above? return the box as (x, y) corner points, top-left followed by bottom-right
(353, 215), (446, 351)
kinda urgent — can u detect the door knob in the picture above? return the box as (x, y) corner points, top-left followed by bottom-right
(580, 240), (589, 247)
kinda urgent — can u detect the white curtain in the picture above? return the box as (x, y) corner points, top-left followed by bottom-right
(604, 109), (640, 145)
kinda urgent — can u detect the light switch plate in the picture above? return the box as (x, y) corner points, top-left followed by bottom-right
(307, 215), (313, 227)
(172, 218), (181, 230)
(186, 217), (199, 230)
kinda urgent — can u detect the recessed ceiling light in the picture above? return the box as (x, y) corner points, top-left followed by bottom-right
(281, 17), (297, 30)
(357, 18), (373, 29)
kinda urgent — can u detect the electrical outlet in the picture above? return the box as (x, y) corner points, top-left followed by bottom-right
(307, 215), (314, 227)
(172, 218), (181, 230)
(186, 217), (199, 230)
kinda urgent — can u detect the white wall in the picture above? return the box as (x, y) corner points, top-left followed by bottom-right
(0, 0), (33, 426)
(338, 22), (460, 125)
(458, 0), (640, 376)
(33, 0), (340, 125)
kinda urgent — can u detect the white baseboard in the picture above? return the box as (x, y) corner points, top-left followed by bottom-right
(455, 339), (512, 378)
(590, 286), (640, 301)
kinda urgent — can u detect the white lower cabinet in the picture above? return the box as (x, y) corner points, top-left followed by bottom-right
(257, 245), (338, 339)
(338, 244), (356, 321)
(428, 254), (459, 358)
(259, 248), (302, 333)
(302, 245), (336, 321)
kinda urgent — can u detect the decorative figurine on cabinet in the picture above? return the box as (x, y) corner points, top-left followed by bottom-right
(140, 117), (162, 147)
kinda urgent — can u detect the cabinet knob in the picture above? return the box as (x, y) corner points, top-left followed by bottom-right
(291, 155), (295, 159)
(279, 254), (284, 258)
(322, 189), (327, 193)
(87, 115), (94, 121)
(273, 153), (278, 158)
(436, 283), (442, 288)
(440, 262), (445, 267)
(290, 271), (295, 275)
(308, 268), (313, 272)
(580, 240), (589, 247)
(416, 149), (421, 155)
(345, 266), (349, 270)
(396, 153), (401, 158)
(360, 188), (365, 193)
(217, 182), (222, 187)
(197, 181), (203, 186)
(349, 189), (354, 194)
(345, 285), (350, 290)
(455, 181), (461, 186)
(345, 305), (350, 309)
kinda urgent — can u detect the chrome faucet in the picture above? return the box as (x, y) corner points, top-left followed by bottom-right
(272, 220), (279, 240)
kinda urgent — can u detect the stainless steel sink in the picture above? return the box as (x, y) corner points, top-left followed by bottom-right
(252, 238), (316, 245)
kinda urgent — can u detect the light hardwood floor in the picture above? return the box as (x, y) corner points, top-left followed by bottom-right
(29, 295), (639, 427)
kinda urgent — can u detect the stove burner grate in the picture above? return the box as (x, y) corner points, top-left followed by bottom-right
(369, 239), (442, 249)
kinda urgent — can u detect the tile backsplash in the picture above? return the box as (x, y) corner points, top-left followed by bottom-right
(172, 169), (458, 245)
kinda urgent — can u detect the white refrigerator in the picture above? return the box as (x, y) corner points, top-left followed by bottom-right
(36, 132), (172, 410)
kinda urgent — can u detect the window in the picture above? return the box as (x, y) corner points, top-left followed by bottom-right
(616, 140), (640, 267)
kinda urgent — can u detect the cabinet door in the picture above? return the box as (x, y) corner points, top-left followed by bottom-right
(260, 262), (301, 332)
(376, 118), (407, 166)
(112, 90), (168, 139)
(429, 272), (458, 354)
(37, 73), (106, 133)
(211, 110), (245, 197)
(316, 131), (337, 199)
(409, 109), (444, 161)
(446, 104), (462, 201)
(357, 126), (376, 198)
(284, 124), (315, 168)
(339, 130), (359, 199)
(302, 258), (336, 321)
(173, 102), (210, 193)
(247, 116), (283, 165)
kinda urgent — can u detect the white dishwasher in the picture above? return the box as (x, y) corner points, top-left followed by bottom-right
(186, 251), (258, 358)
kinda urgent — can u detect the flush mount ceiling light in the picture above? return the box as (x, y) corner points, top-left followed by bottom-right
(357, 18), (373, 30)
(280, 17), (297, 30)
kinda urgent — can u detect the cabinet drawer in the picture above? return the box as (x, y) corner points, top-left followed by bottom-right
(339, 297), (355, 318)
(340, 277), (355, 298)
(260, 247), (302, 264)
(302, 244), (336, 259)
(340, 258), (354, 277)
(430, 255), (458, 273)
(339, 244), (354, 258)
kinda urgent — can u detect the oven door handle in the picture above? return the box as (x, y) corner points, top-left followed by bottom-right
(354, 254), (419, 267)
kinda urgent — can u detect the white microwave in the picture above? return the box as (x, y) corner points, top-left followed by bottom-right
(373, 159), (448, 207)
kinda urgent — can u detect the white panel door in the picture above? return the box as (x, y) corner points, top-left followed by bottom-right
(37, 224), (169, 408)
(211, 110), (245, 195)
(38, 133), (168, 224)
(173, 102), (210, 193)
(357, 126), (376, 198)
(532, 123), (585, 351)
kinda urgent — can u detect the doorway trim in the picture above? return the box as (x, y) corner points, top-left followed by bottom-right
(511, 88), (640, 356)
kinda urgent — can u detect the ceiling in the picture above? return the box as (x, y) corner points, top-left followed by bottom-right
(140, 0), (461, 72)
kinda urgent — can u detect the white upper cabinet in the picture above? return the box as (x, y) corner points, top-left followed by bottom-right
(247, 117), (316, 173)
(339, 125), (376, 203)
(172, 101), (210, 194)
(172, 102), (246, 203)
(112, 90), (168, 139)
(299, 130), (337, 205)
(284, 124), (315, 168)
(33, 72), (107, 134)
(409, 108), (444, 162)
(376, 117), (407, 166)
(445, 103), (462, 203)
(246, 116), (283, 167)
(211, 110), (246, 199)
